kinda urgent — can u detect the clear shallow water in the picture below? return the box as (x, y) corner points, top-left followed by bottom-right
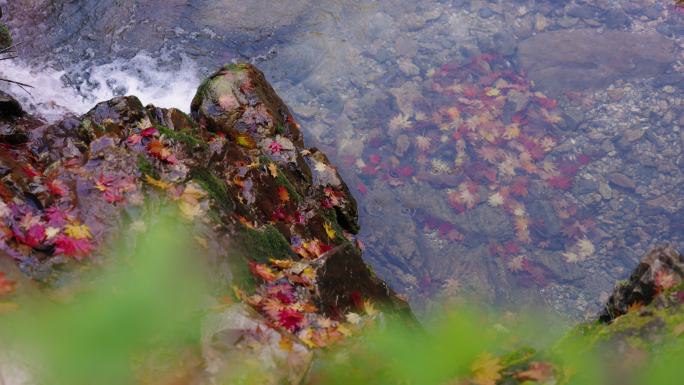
(2, 0), (683, 318)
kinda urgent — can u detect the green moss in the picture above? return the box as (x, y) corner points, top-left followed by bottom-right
(191, 168), (235, 214)
(137, 155), (158, 179)
(0, 24), (12, 50)
(156, 124), (206, 149)
(235, 225), (296, 264)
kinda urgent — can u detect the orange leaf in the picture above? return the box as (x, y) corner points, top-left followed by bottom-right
(249, 261), (278, 282)
(277, 186), (290, 203)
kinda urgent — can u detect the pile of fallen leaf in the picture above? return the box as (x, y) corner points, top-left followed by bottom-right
(353, 53), (598, 277)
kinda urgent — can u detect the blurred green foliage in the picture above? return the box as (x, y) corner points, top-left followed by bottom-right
(0, 209), (682, 385)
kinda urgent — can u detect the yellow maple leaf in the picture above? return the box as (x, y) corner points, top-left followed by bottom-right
(267, 163), (279, 178)
(471, 352), (503, 385)
(485, 88), (501, 97)
(279, 336), (294, 352)
(363, 299), (379, 316)
(144, 174), (171, 190)
(64, 223), (92, 240)
(323, 222), (336, 240)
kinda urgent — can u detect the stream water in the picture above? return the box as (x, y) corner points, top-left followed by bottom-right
(1, 0), (683, 319)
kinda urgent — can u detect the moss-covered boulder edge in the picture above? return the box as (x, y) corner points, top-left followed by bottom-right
(0, 63), (413, 383)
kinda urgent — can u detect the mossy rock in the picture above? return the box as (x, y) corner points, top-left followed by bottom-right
(0, 23), (12, 50)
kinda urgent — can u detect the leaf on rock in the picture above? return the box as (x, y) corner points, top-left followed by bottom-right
(235, 133), (257, 149)
(323, 222), (336, 240)
(277, 186), (290, 203)
(471, 352), (503, 385)
(249, 261), (278, 282)
(64, 223), (92, 240)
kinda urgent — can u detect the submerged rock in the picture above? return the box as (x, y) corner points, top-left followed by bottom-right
(0, 63), (412, 384)
(517, 29), (676, 95)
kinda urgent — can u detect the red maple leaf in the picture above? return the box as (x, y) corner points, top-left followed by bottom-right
(47, 179), (68, 197)
(140, 127), (159, 138)
(45, 207), (70, 227)
(54, 235), (94, 260)
(547, 175), (572, 190)
(504, 241), (520, 256)
(15, 224), (46, 248)
(510, 177), (529, 197)
(268, 140), (283, 155)
(277, 309), (304, 332)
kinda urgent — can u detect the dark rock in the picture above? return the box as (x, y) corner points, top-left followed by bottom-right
(517, 29), (676, 95)
(599, 246), (684, 323)
(0, 90), (23, 119)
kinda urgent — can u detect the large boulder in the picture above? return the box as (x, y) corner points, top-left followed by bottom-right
(0, 63), (413, 384)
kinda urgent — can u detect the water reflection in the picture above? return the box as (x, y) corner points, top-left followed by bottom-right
(3, 0), (684, 318)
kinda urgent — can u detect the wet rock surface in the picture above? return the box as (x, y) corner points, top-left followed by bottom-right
(0, 64), (412, 384)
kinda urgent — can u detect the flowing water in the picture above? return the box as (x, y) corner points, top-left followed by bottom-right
(2, 0), (683, 319)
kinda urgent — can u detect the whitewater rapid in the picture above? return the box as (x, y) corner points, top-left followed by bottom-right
(0, 52), (202, 122)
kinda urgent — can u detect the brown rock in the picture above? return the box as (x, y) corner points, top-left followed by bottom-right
(517, 29), (676, 95)
(608, 172), (637, 190)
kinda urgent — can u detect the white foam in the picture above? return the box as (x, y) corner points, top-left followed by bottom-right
(0, 53), (202, 122)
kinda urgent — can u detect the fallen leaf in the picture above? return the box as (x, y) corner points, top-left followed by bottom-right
(64, 223), (92, 240)
(471, 352), (503, 385)
(323, 222), (336, 240)
(144, 175), (172, 190)
(249, 261), (278, 282)
(267, 163), (279, 178)
(277, 186), (290, 203)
